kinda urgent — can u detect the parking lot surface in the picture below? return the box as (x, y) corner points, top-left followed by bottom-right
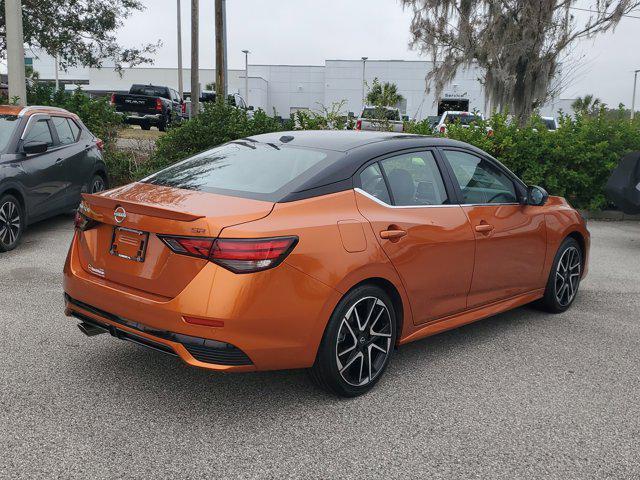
(1, 218), (639, 479)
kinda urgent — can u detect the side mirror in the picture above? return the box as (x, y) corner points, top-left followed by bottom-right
(23, 141), (48, 155)
(527, 185), (548, 206)
(248, 105), (254, 111)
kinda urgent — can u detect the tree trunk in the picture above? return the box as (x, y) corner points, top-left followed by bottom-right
(190, 0), (199, 117)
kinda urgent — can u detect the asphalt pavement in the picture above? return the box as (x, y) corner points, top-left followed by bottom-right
(1, 217), (639, 479)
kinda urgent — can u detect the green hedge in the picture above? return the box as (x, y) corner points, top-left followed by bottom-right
(406, 110), (640, 210)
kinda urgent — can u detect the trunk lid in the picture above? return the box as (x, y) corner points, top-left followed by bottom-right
(76, 182), (274, 298)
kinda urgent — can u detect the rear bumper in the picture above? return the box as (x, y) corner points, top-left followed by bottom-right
(116, 112), (163, 125)
(63, 232), (341, 372)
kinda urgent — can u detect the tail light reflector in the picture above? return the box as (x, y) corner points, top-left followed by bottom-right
(95, 138), (104, 151)
(356, 119), (362, 130)
(183, 316), (225, 328)
(155, 98), (163, 111)
(159, 236), (298, 274)
(74, 211), (98, 231)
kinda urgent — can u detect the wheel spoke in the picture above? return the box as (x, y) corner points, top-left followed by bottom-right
(339, 351), (363, 373)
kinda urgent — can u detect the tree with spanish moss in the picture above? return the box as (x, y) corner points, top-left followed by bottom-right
(401, 0), (639, 125)
(0, 0), (160, 72)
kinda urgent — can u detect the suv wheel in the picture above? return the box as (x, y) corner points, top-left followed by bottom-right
(310, 285), (397, 397)
(0, 194), (24, 252)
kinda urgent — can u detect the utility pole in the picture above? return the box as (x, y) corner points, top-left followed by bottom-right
(177, 0), (184, 99)
(632, 69), (640, 121)
(361, 57), (368, 110)
(5, 0), (27, 105)
(215, 0), (228, 101)
(190, 0), (199, 117)
(54, 55), (60, 91)
(242, 50), (249, 105)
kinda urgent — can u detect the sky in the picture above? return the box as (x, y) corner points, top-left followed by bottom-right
(76, 0), (640, 107)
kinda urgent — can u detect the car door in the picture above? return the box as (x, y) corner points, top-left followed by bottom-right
(355, 149), (476, 325)
(440, 148), (547, 307)
(50, 116), (92, 206)
(18, 115), (68, 217)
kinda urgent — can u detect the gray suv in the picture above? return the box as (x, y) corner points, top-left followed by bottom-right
(0, 105), (107, 252)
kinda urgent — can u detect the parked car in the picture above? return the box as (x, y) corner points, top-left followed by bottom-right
(63, 131), (589, 397)
(111, 84), (184, 131)
(0, 105), (107, 252)
(541, 116), (558, 131)
(435, 111), (492, 136)
(356, 106), (404, 132)
(183, 91), (252, 117)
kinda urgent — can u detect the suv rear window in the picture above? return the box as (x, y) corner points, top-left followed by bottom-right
(143, 141), (334, 201)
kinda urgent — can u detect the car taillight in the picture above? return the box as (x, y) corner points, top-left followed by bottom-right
(110, 93), (115, 105)
(159, 236), (298, 273)
(74, 211), (98, 231)
(487, 128), (494, 137)
(95, 138), (104, 151)
(155, 98), (163, 111)
(356, 119), (362, 130)
(439, 125), (446, 133)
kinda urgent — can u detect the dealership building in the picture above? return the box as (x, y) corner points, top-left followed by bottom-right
(27, 52), (572, 120)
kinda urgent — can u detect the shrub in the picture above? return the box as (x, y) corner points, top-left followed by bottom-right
(437, 109), (640, 210)
(152, 102), (284, 169)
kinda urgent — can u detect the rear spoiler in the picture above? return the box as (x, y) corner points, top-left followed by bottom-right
(81, 193), (205, 222)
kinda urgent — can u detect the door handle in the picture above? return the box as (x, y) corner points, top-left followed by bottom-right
(475, 223), (494, 233)
(55, 158), (64, 165)
(380, 229), (407, 240)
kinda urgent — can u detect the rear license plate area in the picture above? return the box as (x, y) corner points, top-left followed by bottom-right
(110, 227), (149, 262)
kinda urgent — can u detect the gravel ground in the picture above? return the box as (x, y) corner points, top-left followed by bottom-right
(1, 217), (639, 479)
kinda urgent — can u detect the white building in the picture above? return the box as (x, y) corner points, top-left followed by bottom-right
(26, 51), (569, 120)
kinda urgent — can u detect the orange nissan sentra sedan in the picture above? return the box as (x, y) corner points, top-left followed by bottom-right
(63, 131), (589, 397)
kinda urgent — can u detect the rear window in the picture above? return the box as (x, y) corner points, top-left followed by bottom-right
(143, 141), (334, 201)
(0, 115), (19, 151)
(130, 85), (169, 98)
(361, 108), (401, 121)
(444, 114), (481, 125)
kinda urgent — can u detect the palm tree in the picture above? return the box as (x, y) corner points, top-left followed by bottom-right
(571, 95), (602, 115)
(366, 78), (404, 108)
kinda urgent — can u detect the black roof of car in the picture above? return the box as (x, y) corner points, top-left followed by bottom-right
(244, 130), (495, 202)
(247, 130), (471, 153)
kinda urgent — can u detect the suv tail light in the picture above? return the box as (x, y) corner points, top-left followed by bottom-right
(110, 93), (115, 105)
(181, 102), (187, 115)
(439, 125), (446, 133)
(155, 98), (163, 111)
(159, 236), (298, 274)
(95, 138), (104, 151)
(356, 119), (362, 130)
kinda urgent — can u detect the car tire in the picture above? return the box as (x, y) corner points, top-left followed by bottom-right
(310, 284), (397, 397)
(539, 237), (583, 313)
(89, 173), (108, 194)
(158, 115), (168, 132)
(141, 123), (151, 131)
(0, 194), (25, 252)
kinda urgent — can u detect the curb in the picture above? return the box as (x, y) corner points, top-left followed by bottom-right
(578, 210), (640, 221)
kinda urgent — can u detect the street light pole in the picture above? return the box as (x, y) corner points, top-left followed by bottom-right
(632, 69), (640, 121)
(54, 55), (60, 91)
(215, 0), (228, 100)
(177, 0), (184, 99)
(190, 0), (199, 117)
(5, 0), (27, 105)
(242, 50), (249, 106)
(361, 57), (368, 110)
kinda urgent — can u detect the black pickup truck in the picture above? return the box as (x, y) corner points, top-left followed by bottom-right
(111, 84), (184, 131)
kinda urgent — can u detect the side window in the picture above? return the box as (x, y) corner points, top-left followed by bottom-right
(67, 119), (81, 141)
(52, 116), (76, 145)
(24, 119), (53, 146)
(444, 150), (517, 204)
(379, 151), (449, 206)
(360, 163), (391, 204)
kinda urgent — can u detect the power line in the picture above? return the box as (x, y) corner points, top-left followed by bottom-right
(569, 6), (640, 20)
